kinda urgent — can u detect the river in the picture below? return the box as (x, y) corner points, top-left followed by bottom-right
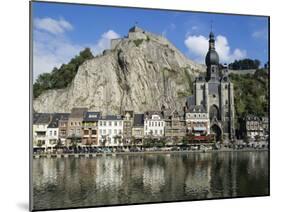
(32, 151), (269, 210)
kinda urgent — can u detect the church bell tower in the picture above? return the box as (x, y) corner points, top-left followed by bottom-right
(205, 32), (220, 81)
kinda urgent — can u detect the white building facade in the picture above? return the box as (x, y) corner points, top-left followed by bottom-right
(185, 105), (210, 136)
(144, 112), (165, 137)
(98, 115), (123, 146)
(33, 113), (51, 150)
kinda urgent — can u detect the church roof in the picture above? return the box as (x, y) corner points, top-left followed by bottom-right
(205, 49), (219, 66)
(205, 31), (219, 66)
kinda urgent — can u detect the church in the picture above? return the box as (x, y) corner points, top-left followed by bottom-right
(185, 31), (235, 142)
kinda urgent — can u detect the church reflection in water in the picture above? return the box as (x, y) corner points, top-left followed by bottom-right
(33, 152), (269, 210)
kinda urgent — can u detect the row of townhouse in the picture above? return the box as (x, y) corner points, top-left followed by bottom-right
(243, 115), (269, 140)
(33, 106), (211, 149)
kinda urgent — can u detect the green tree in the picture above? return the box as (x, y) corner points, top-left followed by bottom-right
(33, 48), (94, 98)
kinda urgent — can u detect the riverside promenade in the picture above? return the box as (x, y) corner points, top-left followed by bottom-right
(33, 148), (269, 159)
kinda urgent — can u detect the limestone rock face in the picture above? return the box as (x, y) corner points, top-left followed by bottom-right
(33, 28), (205, 114)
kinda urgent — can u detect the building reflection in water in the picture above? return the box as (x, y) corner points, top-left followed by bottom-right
(33, 152), (269, 210)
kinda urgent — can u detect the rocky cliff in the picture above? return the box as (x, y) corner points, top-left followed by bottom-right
(33, 27), (205, 114)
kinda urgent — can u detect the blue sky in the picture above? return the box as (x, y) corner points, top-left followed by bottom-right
(32, 1), (269, 80)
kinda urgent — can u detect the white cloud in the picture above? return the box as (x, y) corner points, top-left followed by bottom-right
(33, 29), (83, 81)
(184, 35), (208, 57)
(34, 17), (73, 34)
(33, 17), (120, 81)
(90, 30), (120, 54)
(184, 34), (246, 64)
(252, 28), (268, 40)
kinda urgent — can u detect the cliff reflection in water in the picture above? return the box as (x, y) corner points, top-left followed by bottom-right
(33, 151), (269, 210)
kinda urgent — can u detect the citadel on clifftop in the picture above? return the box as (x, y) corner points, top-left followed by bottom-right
(33, 26), (268, 151)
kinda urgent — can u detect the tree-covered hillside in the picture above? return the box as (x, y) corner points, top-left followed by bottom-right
(228, 58), (261, 70)
(33, 48), (93, 98)
(229, 69), (269, 127)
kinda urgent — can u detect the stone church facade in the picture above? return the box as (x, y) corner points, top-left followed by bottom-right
(186, 31), (235, 141)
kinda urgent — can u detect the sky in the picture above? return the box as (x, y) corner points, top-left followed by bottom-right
(32, 1), (269, 80)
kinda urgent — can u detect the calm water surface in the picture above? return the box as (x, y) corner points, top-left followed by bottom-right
(33, 151), (269, 210)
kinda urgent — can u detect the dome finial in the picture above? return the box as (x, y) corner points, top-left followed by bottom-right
(209, 20), (214, 39)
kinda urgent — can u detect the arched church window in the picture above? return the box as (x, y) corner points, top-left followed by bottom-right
(210, 105), (219, 120)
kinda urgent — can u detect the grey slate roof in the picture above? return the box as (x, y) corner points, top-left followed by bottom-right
(48, 113), (70, 128)
(144, 111), (164, 119)
(83, 112), (101, 122)
(33, 113), (51, 125)
(100, 115), (123, 120)
(69, 107), (88, 118)
(33, 113), (43, 124)
(133, 114), (144, 127)
(245, 114), (261, 121)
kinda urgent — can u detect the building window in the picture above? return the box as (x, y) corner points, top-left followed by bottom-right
(49, 131), (52, 136)
(114, 121), (117, 126)
(109, 121), (112, 126)
(84, 130), (89, 135)
(92, 130), (96, 135)
(114, 129), (117, 135)
(103, 129), (106, 135)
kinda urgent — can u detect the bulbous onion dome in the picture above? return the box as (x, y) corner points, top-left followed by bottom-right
(205, 49), (219, 66)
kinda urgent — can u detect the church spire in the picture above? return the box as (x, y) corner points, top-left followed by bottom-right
(205, 31), (219, 66)
(205, 27), (220, 81)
